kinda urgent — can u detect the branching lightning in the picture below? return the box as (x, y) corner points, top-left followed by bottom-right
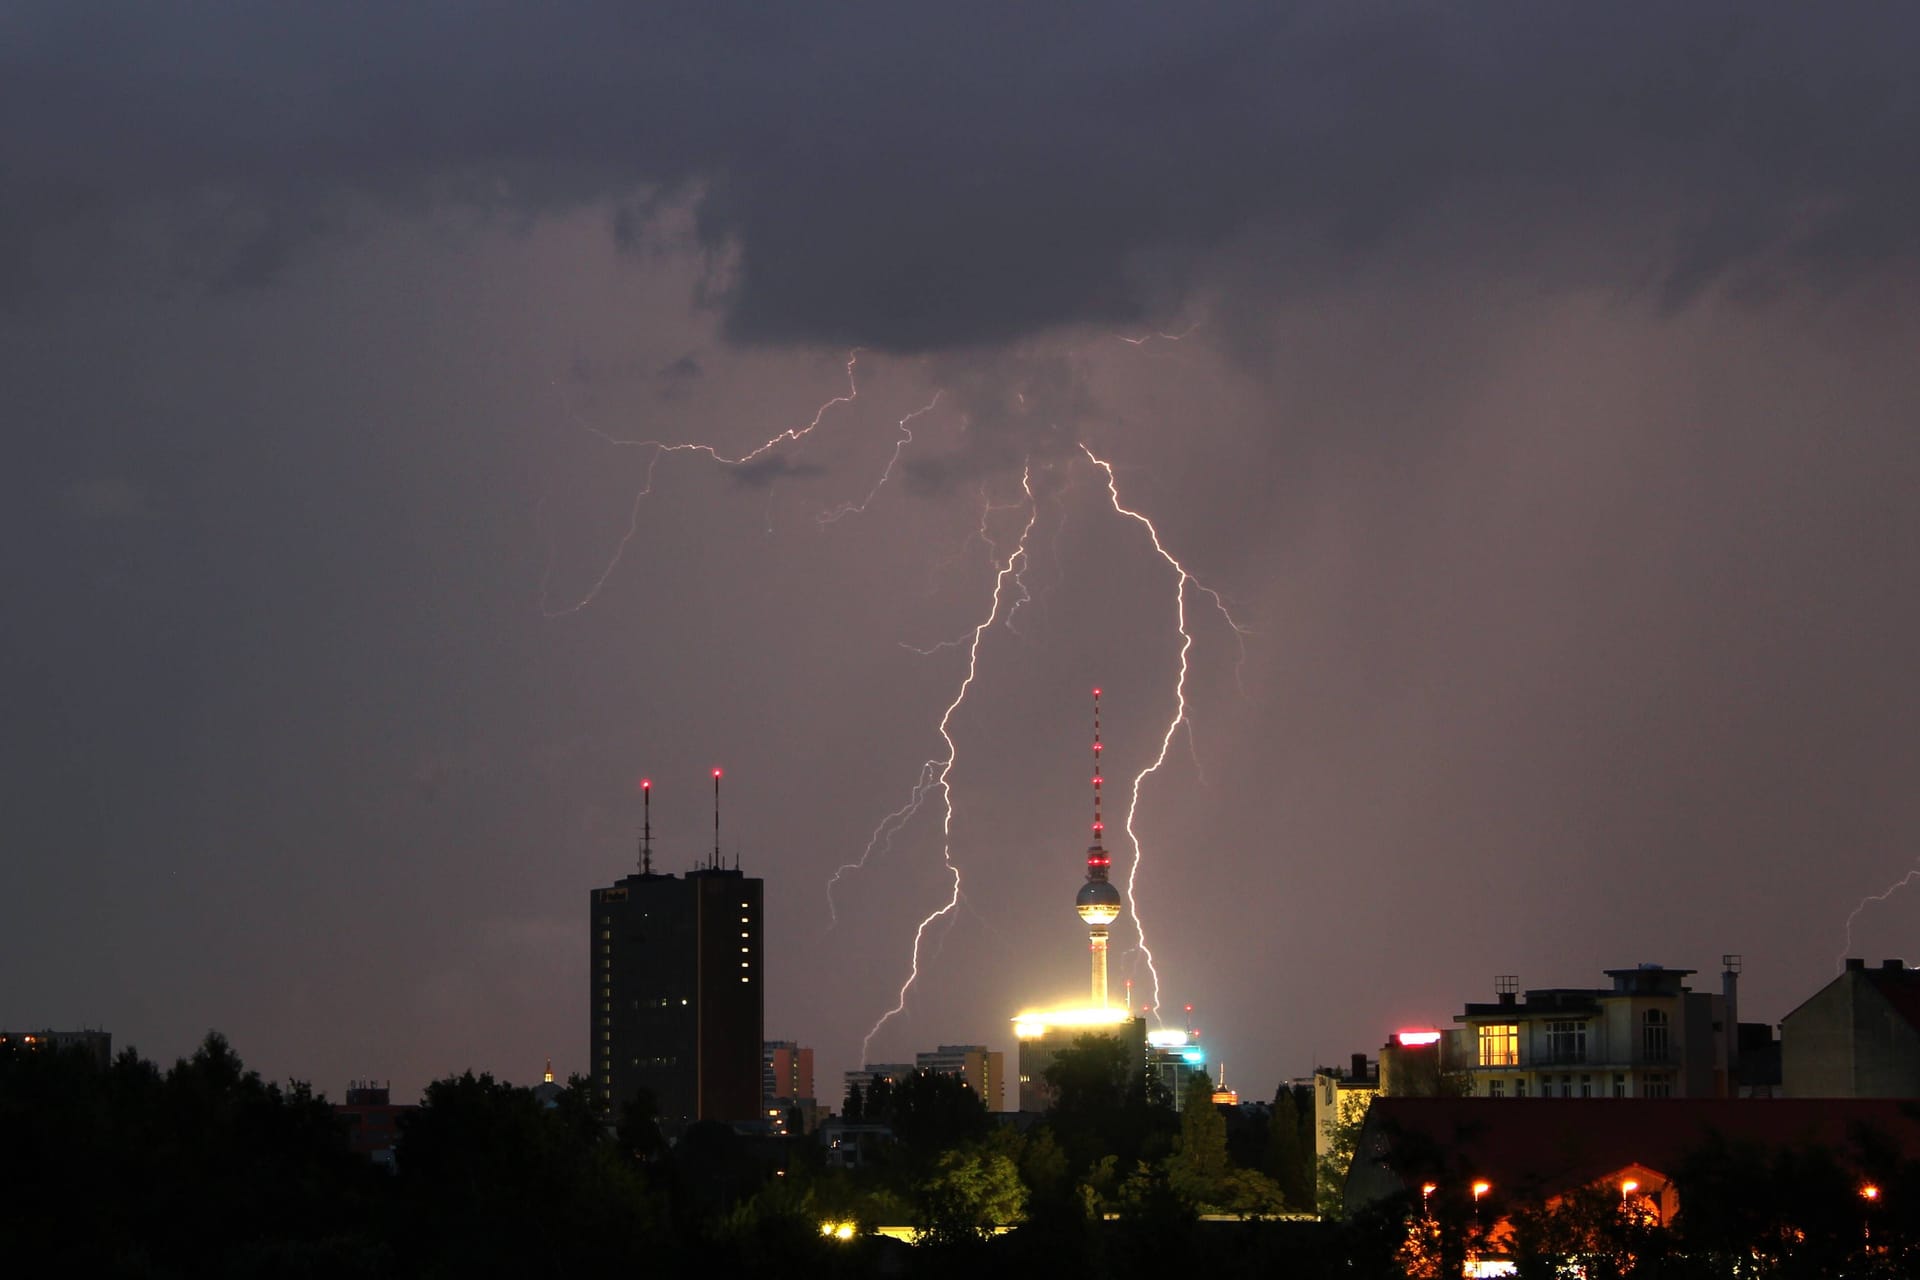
(540, 352), (863, 616)
(543, 335), (1249, 1070)
(1081, 443), (1248, 1020)
(818, 392), (942, 526)
(861, 465), (1038, 1062)
(826, 761), (939, 929)
(1840, 864), (1920, 969)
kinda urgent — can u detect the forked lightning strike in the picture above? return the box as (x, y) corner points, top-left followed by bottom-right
(1081, 444), (1248, 1020)
(818, 393), (942, 526)
(826, 761), (939, 929)
(1840, 864), (1920, 969)
(861, 466), (1038, 1061)
(541, 352), (863, 617)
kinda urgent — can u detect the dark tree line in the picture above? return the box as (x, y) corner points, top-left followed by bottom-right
(27, 1029), (1904, 1278)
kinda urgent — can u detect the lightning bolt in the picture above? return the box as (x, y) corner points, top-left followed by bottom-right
(861, 464), (1038, 1062)
(1840, 864), (1920, 969)
(818, 392), (942, 526)
(1115, 321), (1202, 346)
(826, 760), (939, 929)
(1080, 443), (1248, 1020)
(541, 351), (863, 616)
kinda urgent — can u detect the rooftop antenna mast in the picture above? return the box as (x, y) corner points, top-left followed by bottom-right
(639, 778), (653, 875)
(712, 767), (723, 870)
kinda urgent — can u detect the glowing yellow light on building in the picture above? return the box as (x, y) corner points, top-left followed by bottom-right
(1010, 1004), (1133, 1038)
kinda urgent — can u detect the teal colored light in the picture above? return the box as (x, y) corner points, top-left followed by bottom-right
(1182, 1048), (1205, 1064)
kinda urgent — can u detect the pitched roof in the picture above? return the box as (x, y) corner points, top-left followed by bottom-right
(1350, 1098), (1920, 1206)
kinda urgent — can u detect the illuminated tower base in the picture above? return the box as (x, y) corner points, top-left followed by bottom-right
(1090, 924), (1110, 1009)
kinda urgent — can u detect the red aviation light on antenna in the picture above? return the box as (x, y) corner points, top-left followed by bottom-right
(712, 767), (723, 779)
(640, 778), (651, 791)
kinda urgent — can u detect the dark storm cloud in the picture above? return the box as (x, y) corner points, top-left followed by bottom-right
(4, 4), (1917, 347)
(902, 352), (1090, 495)
(657, 355), (702, 383)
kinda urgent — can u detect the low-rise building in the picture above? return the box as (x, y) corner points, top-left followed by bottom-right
(1441, 963), (1734, 1099)
(336, 1080), (416, 1169)
(1782, 956), (1920, 1097)
(0, 1028), (111, 1066)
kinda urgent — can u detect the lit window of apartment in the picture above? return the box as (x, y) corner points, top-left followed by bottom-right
(1478, 1023), (1519, 1067)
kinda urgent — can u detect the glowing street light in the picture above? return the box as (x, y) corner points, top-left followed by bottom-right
(1472, 1180), (1492, 1201)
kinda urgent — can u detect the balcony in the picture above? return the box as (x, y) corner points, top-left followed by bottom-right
(1533, 1051), (1590, 1067)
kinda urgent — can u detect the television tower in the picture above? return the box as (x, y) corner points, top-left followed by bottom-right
(1076, 688), (1124, 1008)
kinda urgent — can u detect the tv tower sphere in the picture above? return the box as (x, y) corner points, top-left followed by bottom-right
(1077, 879), (1122, 925)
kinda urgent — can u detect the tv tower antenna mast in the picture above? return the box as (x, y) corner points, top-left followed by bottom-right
(1076, 688), (1124, 1008)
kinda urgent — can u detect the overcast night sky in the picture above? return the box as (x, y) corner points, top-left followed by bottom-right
(6, 3), (1920, 1103)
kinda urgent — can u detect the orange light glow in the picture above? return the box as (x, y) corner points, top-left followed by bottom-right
(1862, 1184), (1881, 1201)
(1472, 1180), (1491, 1200)
(1621, 1179), (1639, 1195)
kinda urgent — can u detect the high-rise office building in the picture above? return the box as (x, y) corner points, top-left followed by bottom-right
(590, 774), (763, 1129)
(764, 1040), (815, 1107)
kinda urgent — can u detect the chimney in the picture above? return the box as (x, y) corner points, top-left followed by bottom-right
(1721, 954), (1741, 1079)
(1883, 958), (1905, 971)
(1351, 1052), (1369, 1082)
(1846, 958), (1867, 972)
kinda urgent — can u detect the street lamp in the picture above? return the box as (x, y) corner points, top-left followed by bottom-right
(1861, 1184), (1880, 1247)
(1422, 1182), (1437, 1217)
